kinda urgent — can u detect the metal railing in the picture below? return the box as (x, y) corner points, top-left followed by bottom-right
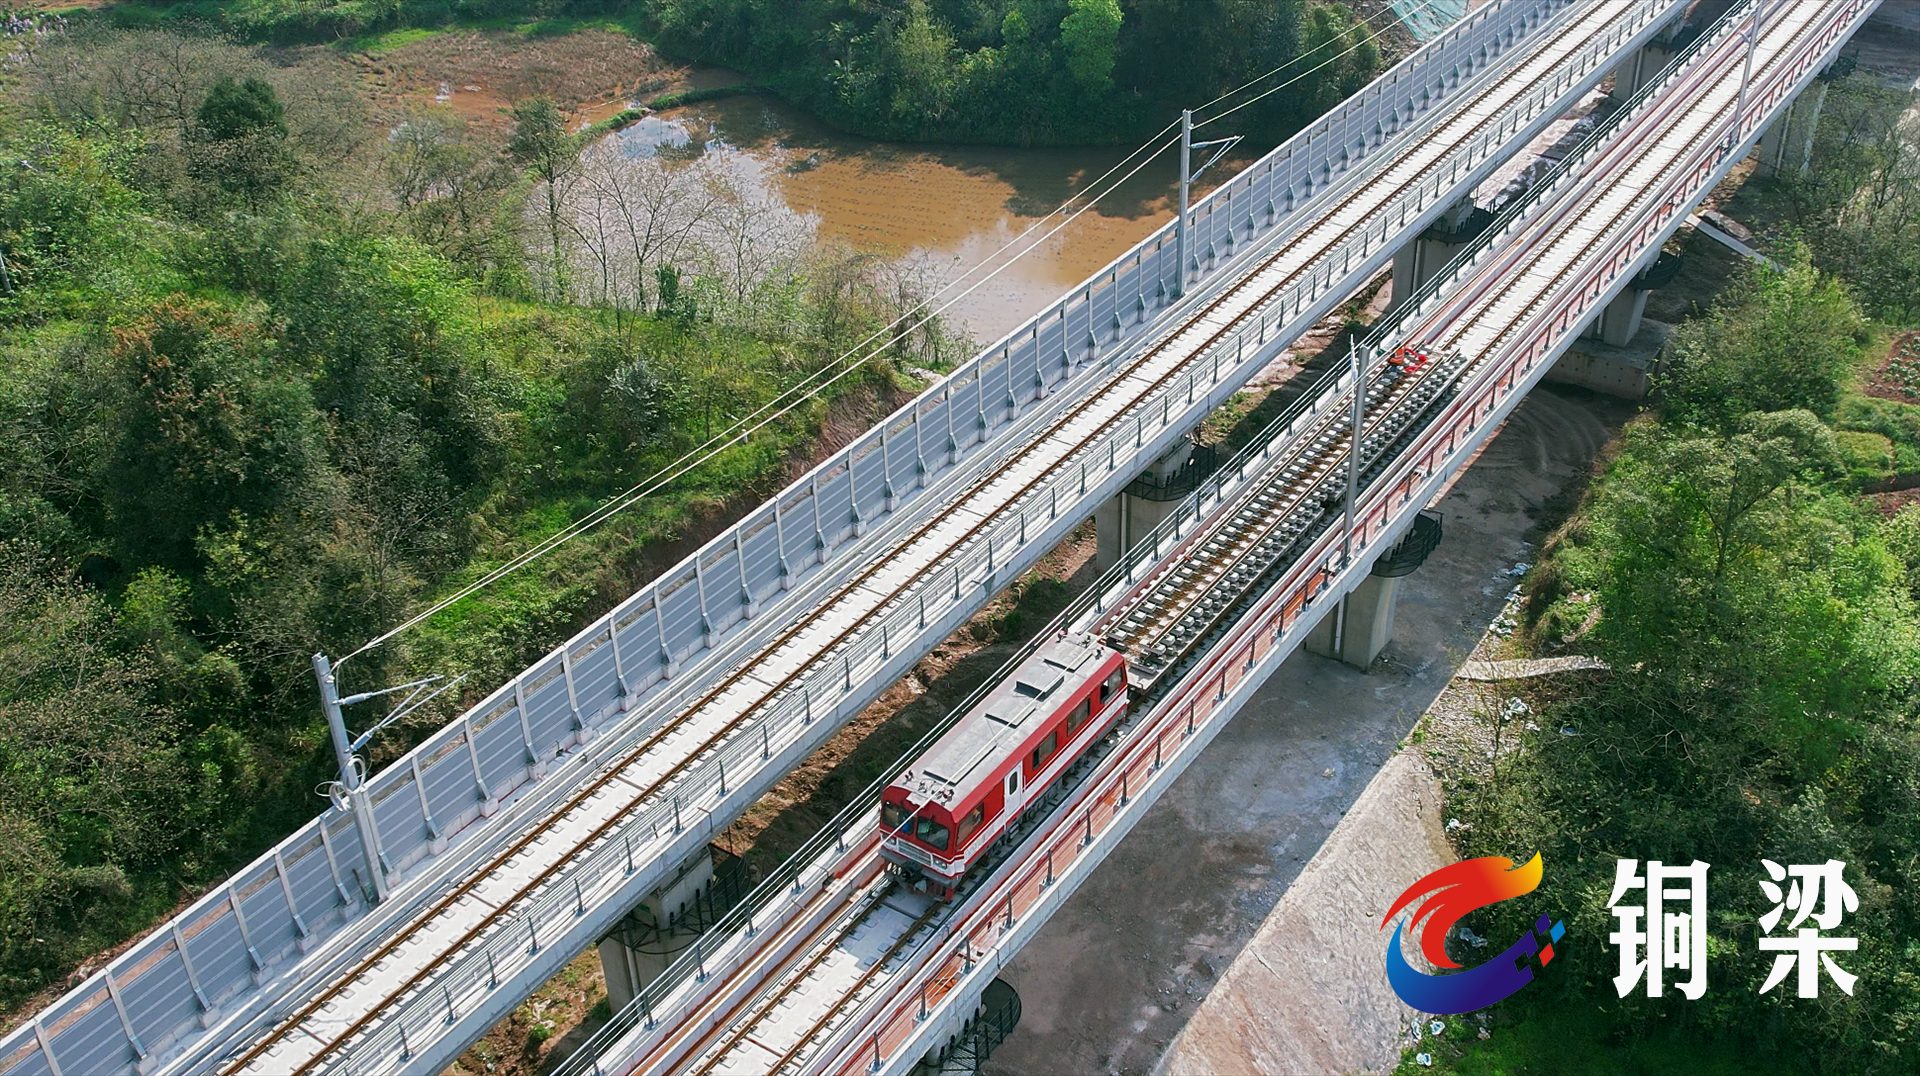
(1, 5), (1668, 1075)
(830, 11), (1878, 1072)
(539, 0), (1842, 1058)
(303, 4), (1691, 1069)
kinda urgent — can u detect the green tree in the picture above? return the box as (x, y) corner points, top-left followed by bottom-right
(885, 1), (961, 126)
(0, 124), (144, 317)
(1657, 251), (1866, 433)
(195, 76), (287, 141)
(0, 542), (243, 1000)
(1060, 0), (1122, 97)
(1588, 414), (1910, 742)
(188, 76), (294, 203)
(1297, 4), (1379, 117)
(1784, 81), (1920, 323)
(508, 97), (579, 300)
(1459, 416), (1920, 1069)
(281, 233), (502, 565)
(105, 296), (326, 575)
(639, 0), (1377, 145)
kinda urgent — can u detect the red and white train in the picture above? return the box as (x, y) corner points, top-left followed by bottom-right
(879, 632), (1129, 899)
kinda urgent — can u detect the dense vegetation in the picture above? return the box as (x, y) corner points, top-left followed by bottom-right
(1409, 84), (1920, 1076)
(106, 0), (1384, 145)
(0, 19), (958, 1006)
(1779, 79), (1920, 326)
(636, 0), (1383, 144)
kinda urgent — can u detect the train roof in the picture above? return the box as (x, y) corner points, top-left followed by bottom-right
(893, 632), (1111, 811)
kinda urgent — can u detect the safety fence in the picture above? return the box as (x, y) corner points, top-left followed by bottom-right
(310, 0), (1692, 1070)
(822, 5), (1873, 1072)
(0, 4), (1647, 1074)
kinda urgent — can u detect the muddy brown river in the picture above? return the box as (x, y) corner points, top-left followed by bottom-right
(602, 90), (1249, 344)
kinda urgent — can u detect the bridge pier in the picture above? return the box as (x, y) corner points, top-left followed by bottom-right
(1388, 199), (1492, 313)
(1607, 14), (1688, 103)
(1594, 251), (1681, 348)
(1545, 252), (1682, 400)
(1306, 512), (1442, 670)
(1305, 572), (1402, 671)
(1755, 77), (1829, 178)
(908, 978), (1021, 1076)
(1094, 439), (1218, 574)
(596, 849), (734, 1011)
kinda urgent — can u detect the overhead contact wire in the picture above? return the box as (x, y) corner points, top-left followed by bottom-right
(344, 0), (1452, 665)
(342, 123), (1182, 663)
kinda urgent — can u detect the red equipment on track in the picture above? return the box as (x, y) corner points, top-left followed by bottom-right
(879, 633), (1129, 899)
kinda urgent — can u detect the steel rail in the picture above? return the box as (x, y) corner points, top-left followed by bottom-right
(635, 858), (878, 1072)
(687, 882), (894, 1075)
(698, 5), (1857, 1072)
(697, 900), (939, 1076)
(222, 9), (1646, 1072)
(1101, 350), (1470, 676)
(1102, 0), (1790, 674)
(680, 344), (1472, 1073)
(560, 6), (1827, 1068)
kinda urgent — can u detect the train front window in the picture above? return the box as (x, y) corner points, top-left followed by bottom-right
(914, 817), (950, 851)
(1101, 667), (1125, 703)
(956, 804), (985, 844)
(881, 802), (908, 833)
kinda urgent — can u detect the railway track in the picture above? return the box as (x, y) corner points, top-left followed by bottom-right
(218, 6), (1663, 1071)
(802, 8), (1858, 1072)
(1104, 0), (1826, 683)
(1105, 345), (1473, 689)
(684, 890), (939, 1076)
(573, 5), (1861, 1075)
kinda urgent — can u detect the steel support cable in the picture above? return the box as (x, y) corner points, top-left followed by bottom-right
(261, 114), (1215, 1059)
(595, 6), (1635, 1060)
(606, 12), (1820, 1068)
(338, 122), (1185, 666)
(264, 59), (1520, 1064)
(236, 8), (1635, 1068)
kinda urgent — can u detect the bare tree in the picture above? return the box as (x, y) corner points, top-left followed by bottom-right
(564, 143), (711, 310)
(698, 151), (816, 310)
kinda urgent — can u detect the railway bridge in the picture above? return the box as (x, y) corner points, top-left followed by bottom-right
(0, 1), (1875, 1073)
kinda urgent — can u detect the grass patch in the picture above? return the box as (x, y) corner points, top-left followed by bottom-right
(334, 24), (444, 54)
(1395, 1004), (1772, 1076)
(1834, 326), (1920, 477)
(1836, 429), (1896, 484)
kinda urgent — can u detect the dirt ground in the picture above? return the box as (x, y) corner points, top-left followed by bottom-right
(983, 384), (1636, 1076)
(259, 23), (699, 166)
(1861, 329), (1920, 404)
(1843, 0), (1920, 87)
(341, 27), (686, 139)
(1156, 586), (1604, 1075)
